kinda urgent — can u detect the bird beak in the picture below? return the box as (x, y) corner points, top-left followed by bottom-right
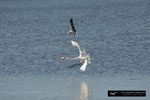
(58, 58), (64, 60)
(58, 58), (62, 60)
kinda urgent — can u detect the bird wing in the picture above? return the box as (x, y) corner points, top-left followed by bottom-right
(71, 41), (82, 56)
(86, 54), (91, 64)
(80, 59), (87, 71)
(81, 48), (91, 64)
(81, 48), (87, 57)
(69, 18), (76, 32)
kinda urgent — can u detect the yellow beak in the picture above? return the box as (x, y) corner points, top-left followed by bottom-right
(58, 58), (63, 60)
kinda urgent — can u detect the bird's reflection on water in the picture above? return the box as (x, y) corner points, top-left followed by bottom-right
(80, 81), (91, 100)
(60, 80), (91, 100)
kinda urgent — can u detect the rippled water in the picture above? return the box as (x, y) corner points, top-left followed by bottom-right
(0, 0), (150, 99)
(0, 0), (150, 76)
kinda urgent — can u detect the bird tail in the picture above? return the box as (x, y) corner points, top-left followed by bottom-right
(86, 54), (91, 64)
(80, 60), (87, 71)
(80, 65), (86, 71)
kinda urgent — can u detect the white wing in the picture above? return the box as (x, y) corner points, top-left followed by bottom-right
(71, 41), (82, 56)
(86, 54), (91, 64)
(80, 59), (88, 71)
(71, 40), (79, 47)
(81, 48), (87, 57)
(81, 48), (91, 64)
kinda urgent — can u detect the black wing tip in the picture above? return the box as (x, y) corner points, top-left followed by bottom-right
(70, 18), (73, 22)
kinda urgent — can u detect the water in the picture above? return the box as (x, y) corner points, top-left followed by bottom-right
(0, 0), (150, 99)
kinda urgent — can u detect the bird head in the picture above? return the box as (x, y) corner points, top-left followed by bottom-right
(58, 57), (65, 60)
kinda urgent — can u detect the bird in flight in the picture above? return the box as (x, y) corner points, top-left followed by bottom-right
(68, 18), (77, 37)
(59, 40), (91, 71)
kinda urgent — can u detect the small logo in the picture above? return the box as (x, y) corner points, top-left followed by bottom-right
(109, 92), (118, 96)
(108, 90), (146, 97)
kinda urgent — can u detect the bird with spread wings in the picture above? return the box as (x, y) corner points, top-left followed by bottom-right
(59, 41), (91, 71)
(68, 18), (77, 37)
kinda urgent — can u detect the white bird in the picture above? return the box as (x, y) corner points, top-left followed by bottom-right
(59, 40), (91, 71)
(68, 18), (77, 37)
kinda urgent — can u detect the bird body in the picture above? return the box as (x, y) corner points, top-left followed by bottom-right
(59, 41), (90, 71)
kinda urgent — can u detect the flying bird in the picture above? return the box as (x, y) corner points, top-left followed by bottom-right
(68, 18), (77, 37)
(58, 40), (91, 71)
